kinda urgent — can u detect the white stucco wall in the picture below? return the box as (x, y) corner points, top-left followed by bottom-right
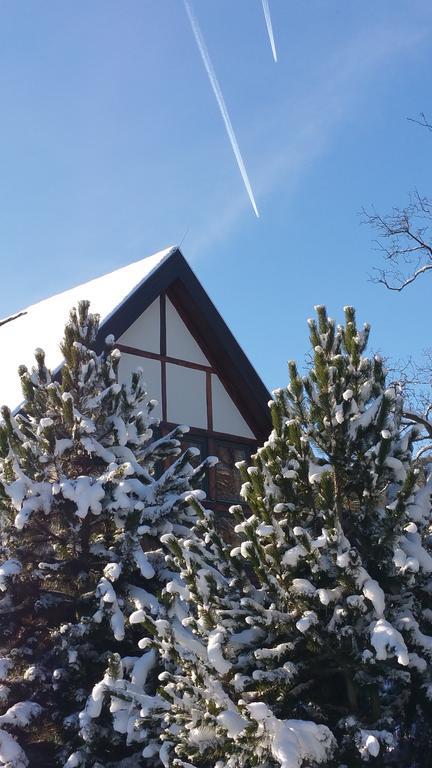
(117, 298), (160, 353)
(116, 295), (255, 440)
(166, 364), (207, 429)
(212, 375), (254, 439)
(166, 298), (209, 365)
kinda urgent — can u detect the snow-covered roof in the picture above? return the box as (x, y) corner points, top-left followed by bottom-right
(1, 246), (175, 410)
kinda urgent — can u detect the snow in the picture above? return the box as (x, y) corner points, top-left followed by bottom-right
(317, 587), (342, 606)
(0, 660), (11, 682)
(0, 702), (41, 728)
(296, 611), (318, 634)
(128, 585), (160, 617)
(60, 477), (105, 519)
(80, 677), (110, 728)
(362, 579), (385, 617)
(4, 479), (26, 511)
(384, 456), (407, 482)
(132, 546), (155, 579)
(254, 642), (291, 660)
(207, 629), (231, 675)
(290, 579), (316, 596)
(370, 619), (409, 666)
(64, 753), (83, 768)
(13, 481), (51, 530)
(359, 732), (380, 758)
(357, 729), (395, 760)
(0, 246), (175, 410)
(348, 395), (382, 438)
(229, 627), (265, 649)
(0, 729), (28, 768)
(216, 710), (248, 738)
(95, 578), (125, 641)
(188, 726), (217, 745)
(104, 562), (122, 582)
(130, 650), (156, 689)
(308, 462), (332, 484)
(256, 523), (274, 537)
(407, 480), (432, 524)
(159, 741), (172, 768)
(246, 704), (335, 768)
(282, 544), (306, 568)
(399, 531), (432, 574)
(171, 619), (207, 660)
(0, 560), (21, 591)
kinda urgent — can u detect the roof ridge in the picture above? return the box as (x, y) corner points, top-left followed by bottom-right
(0, 310), (28, 328)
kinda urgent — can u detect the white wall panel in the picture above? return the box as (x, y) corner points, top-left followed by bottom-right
(212, 375), (254, 439)
(118, 298), (160, 353)
(167, 364), (207, 429)
(118, 353), (162, 420)
(166, 298), (209, 365)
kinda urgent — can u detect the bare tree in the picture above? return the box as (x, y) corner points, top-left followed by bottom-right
(363, 114), (432, 292)
(364, 115), (432, 458)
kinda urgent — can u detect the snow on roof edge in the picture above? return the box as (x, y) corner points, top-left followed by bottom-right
(2, 245), (177, 412)
(98, 245), (176, 331)
(0, 245), (176, 324)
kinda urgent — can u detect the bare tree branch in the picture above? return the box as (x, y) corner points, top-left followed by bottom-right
(364, 114), (432, 291)
(414, 444), (432, 461)
(407, 112), (432, 132)
(386, 353), (432, 458)
(404, 410), (432, 438)
(365, 113), (432, 453)
(363, 191), (432, 291)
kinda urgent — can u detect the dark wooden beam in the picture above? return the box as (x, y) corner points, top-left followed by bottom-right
(116, 343), (213, 374)
(206, 371), (213, 432)
(160, 421), (258, 447)
(159, 292), (167, 357)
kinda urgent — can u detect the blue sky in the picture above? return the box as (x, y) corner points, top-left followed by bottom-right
(1, 1), (431, 392)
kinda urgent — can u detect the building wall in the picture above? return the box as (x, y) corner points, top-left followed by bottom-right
(117, 295), (254, 440)
(116, 292), (257, 508)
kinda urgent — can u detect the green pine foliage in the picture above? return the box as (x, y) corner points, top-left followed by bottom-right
(132, 306), (432, 768)
(0, 301), (211, 767)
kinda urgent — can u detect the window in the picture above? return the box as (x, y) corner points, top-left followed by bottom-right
(156, 426), (256, 506)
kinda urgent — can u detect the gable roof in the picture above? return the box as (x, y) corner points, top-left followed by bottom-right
(1, 247), (271, 441)
(0, 247), (174, 411)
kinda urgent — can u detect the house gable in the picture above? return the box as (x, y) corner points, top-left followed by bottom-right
(98, 247), (272, 508)
(1, 246), (272, 509)
(116, 293), (255, 441)
(98, 248), (271, 445)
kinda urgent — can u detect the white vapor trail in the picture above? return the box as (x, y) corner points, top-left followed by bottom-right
(261, 0), (277, 62)
(183, 0), (259, 218)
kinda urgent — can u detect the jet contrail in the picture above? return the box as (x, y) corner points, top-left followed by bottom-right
(261, 0), (277, 62)
(183, 0), (259, 218)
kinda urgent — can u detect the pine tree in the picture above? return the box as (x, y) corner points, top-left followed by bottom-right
(0, 301), (211, 767)
(132, 306), (432, 767)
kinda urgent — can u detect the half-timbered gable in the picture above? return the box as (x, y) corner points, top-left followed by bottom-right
(0, 247), (271, 510)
